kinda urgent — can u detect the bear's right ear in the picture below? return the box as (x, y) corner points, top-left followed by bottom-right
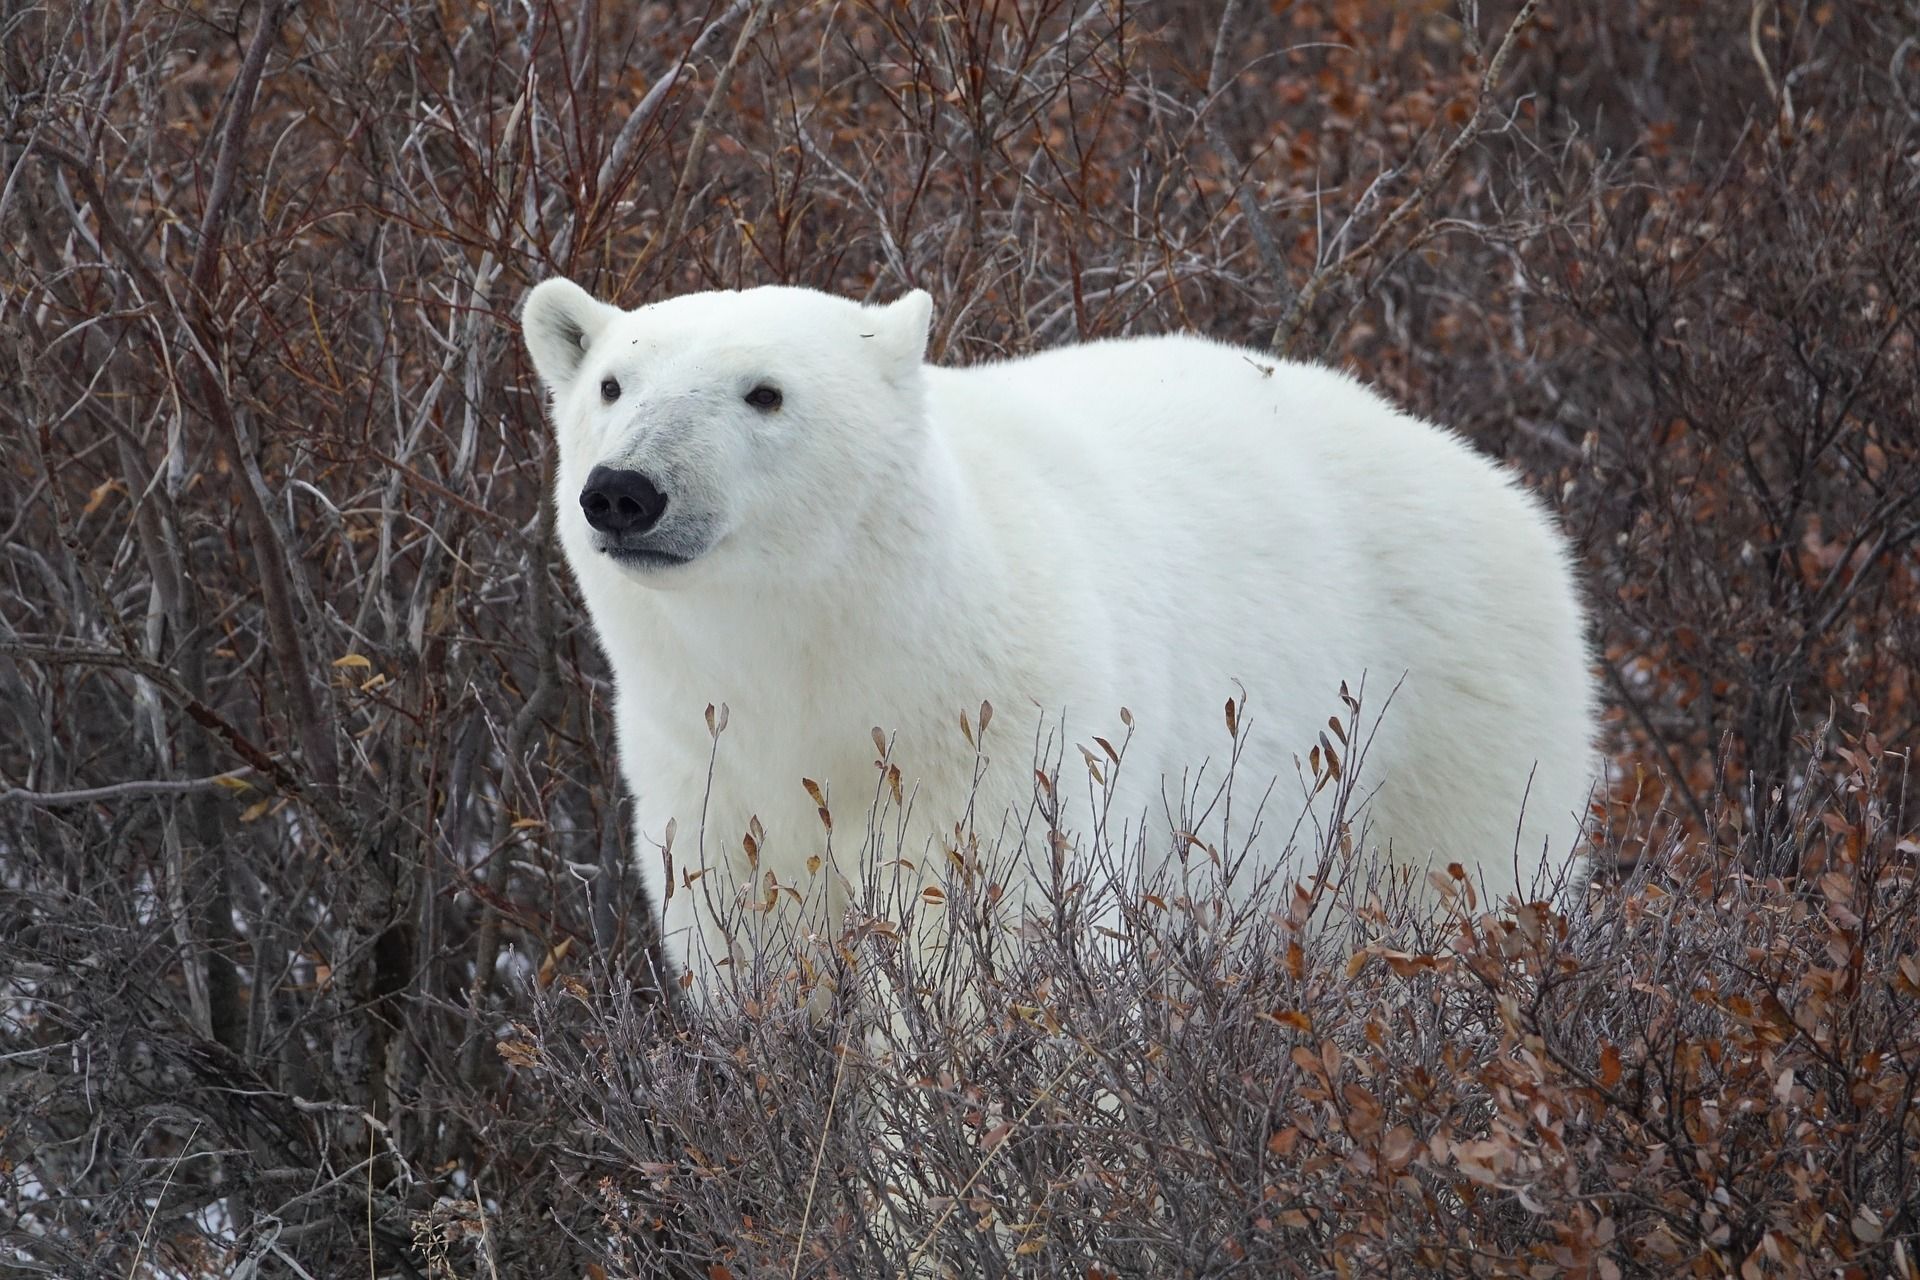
(521, 277), (619, 390)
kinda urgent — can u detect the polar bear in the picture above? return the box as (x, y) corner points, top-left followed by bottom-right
(520, 280), (1598, 998)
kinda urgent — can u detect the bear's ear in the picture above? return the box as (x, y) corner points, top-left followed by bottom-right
(871, 289), (933, 369)
(521, 277), (619, 390)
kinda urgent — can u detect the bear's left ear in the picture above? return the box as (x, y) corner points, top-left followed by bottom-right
(521, 277), (620, 391)
(871, 289), (933, 369)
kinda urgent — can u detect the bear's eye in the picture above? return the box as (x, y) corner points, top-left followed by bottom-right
(745, 384), (782, 411)
(599, 377), (620, 403)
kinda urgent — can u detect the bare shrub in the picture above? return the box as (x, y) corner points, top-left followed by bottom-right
(515, 713), (1919, 1276)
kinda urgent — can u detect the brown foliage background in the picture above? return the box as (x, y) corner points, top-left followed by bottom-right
(2, 0), (1917, 1275)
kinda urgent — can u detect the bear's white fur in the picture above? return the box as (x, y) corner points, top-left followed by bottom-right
(521, 281), (1598, 995)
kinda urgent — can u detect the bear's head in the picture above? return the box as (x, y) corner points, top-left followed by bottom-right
(520, 281), (933, 589)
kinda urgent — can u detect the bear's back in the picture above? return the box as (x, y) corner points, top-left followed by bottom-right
(920, 332), (1596, 906)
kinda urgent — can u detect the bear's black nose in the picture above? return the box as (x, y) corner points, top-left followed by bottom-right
(580, 466), (667, 536)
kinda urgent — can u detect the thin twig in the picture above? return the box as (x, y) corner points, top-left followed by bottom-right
(651, 0), (771, 262)
(1270, 0), (1541, 354)
(129, 1119), (201, 1279)
(472, 1172), (502, 1280)
(365, 1124), (375, 1280)
(1, 768), (255, 806)
(792, 1038), (853, 1278)
(1202, 0), (1291, 306)
(594, 0), (757, 195)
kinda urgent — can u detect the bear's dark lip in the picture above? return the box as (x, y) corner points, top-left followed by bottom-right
(599, 544), (696, 569)
(589, 514), (721, 569)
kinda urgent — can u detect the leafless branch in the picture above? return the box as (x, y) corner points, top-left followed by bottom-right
(0, 769), (256, 806)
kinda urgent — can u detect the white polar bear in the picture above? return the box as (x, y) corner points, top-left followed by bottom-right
(520, 280), (1599, 997)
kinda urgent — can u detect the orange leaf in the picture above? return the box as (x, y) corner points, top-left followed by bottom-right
(81, 479), (125, 515)
(1267, 1009), (1312, 1032)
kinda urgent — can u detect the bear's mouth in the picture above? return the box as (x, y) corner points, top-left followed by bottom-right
(587, 510), (720, 571)
(599, 544), (696, 570)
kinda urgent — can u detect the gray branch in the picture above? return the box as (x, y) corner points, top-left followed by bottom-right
(1, 768), (256, 807)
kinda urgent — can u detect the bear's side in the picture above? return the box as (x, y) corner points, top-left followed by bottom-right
(932, 333), (1596, 905)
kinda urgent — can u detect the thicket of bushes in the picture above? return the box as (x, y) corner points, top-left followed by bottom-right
(2, 1), (1916, 1275)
